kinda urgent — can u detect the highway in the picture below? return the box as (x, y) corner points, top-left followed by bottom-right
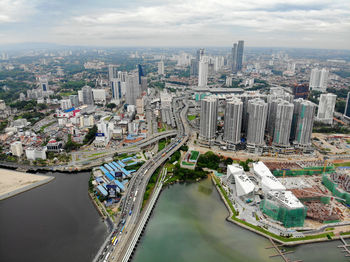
(95, 97), (190, 262)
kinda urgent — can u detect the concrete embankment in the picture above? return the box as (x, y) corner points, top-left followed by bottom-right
(210, 175), (350, 246)
(0, 176), (55, 201)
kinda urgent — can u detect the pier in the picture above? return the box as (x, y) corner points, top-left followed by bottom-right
(266, 237), (302, 262)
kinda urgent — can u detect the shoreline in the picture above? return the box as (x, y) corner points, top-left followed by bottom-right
(210, 174), (350, 246)
(0, 175), (55, 201)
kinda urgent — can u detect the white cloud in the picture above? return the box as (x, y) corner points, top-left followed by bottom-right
(0, 0), (38, 23)
(2, 0), (350, 49)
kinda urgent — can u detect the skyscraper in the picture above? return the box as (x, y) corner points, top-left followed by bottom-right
(190, 48), (204, 77)
(69, 94), (79, 108)
(198, 57), (208, 87)
(224, 98), (243, 145)
(247, 98), (268, 146)
(39, 76), (49, 92)
(125, 73), (140, 105)
(344, 92), (350, 120)
(137, 64), (144, 85)
(111, 79), (122, 100)
(199, 97), (218, 142)
(292, 99), (315, 146)
(309, 68), (329, 92)
(232, 40), (244, 73)
(273, 100), (294, 146)
(108, 65), (118, 81)
(317, 93), (336, 124)
(81, 85), (94, 105)
(158, 61), (164, 75)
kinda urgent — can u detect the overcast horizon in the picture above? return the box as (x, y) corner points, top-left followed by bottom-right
(0, 0), (349, 50)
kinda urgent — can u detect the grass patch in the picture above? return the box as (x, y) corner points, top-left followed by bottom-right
(341, 231), (350, 236)
(187, 115), (197, 121)
(158, 138), (169, 152)
(189, 150), (199, 160)
(90, 152), (105, 157)
(142, 167), (162, 209)
(334, 162), (350, 167)
(181, 161), (195, 166)
(40, 121), (55, 133)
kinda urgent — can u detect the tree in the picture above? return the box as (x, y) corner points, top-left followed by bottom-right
(64, 134), (81, 152)
(83, 125), (97, 144)
(107, 103), (117, 109)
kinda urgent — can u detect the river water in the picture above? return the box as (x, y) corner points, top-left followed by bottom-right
(0, 171), (107, 262)
(132, 178), (347, 262)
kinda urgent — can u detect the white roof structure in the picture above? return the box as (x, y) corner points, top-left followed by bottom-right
(235, 173), (255, 196)
(267, 190), (304, 209)
(226, 164), (255, 196)
(253, 161), (286, 191)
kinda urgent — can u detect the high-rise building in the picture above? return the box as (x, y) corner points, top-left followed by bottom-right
(224, 98), (243, 145)
(198, 57), (208, 87)
(199, 97), (218, 142)
(191, 48), (204, 77)
(69, 95), (79, 108)
(111, 79), (122, 100)
(141, 76), (148, 92)
(309, 68), (329, 92)
(10, 141), (23, 157)
(60, 99), (72, 110)
(137, 64), (144, 85)
(317, 93), (336, 124)
(92, 89), (106, 103)
(344, 92), (350, 120)
(125, 73), (140, 105)
(232, 40), (244, 73)
(273, 100), (294, 146)
(108, 65), (118, 81)
(158, 61), (164, 75)
(81, 85), (94, 105)
(292, 99), (315, 146)
(39, 76), (49, 92)
(247, 99), (267, 146)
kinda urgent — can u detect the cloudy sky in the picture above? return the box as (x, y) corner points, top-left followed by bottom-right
(0, 0), (349, 49)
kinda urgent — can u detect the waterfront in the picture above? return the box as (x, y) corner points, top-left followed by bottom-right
(132, 178), (347, 262)
(0, 171), (107, 262)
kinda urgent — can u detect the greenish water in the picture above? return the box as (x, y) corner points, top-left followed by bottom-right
(132, 178), (347, 262)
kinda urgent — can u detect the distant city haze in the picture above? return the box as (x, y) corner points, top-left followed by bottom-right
(0, 0), (349, 49)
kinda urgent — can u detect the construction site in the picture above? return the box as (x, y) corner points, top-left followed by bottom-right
(219, 160), (350, 240)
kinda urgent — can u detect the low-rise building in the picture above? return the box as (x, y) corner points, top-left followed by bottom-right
(10, 141), (23, 157)
(25, 147), (47, 160)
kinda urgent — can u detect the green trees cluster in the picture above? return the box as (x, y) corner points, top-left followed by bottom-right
(197, 151), (221, 170)
(83, 125), (97, 144)
(64, 134), (81, 152)
(172, 164), (208, 181)
(239, 159), (253, 171)
(169, 150), (181, 163)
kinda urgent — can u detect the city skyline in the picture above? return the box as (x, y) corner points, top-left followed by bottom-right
(0, 0), (349, 49)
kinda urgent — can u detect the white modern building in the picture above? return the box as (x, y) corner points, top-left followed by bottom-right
(26, 147), (47, 160)
(309, 68), (329, 92)
(10, 141), (23, 157)
(158, 61), (165, 75)
(225, 164), (255, 197)
(198, 57), (208, 87)
(316, 93), (336, 124)
(199, 97), (218, 142)
(60, 99), (72, 111)
(253, 161), (286, 192)
(92, 89), (106, 103)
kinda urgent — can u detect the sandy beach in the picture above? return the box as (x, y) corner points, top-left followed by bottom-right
(0, 168), (54, 200)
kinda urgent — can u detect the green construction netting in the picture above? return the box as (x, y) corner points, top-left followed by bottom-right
(260, 199), (307, 228)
